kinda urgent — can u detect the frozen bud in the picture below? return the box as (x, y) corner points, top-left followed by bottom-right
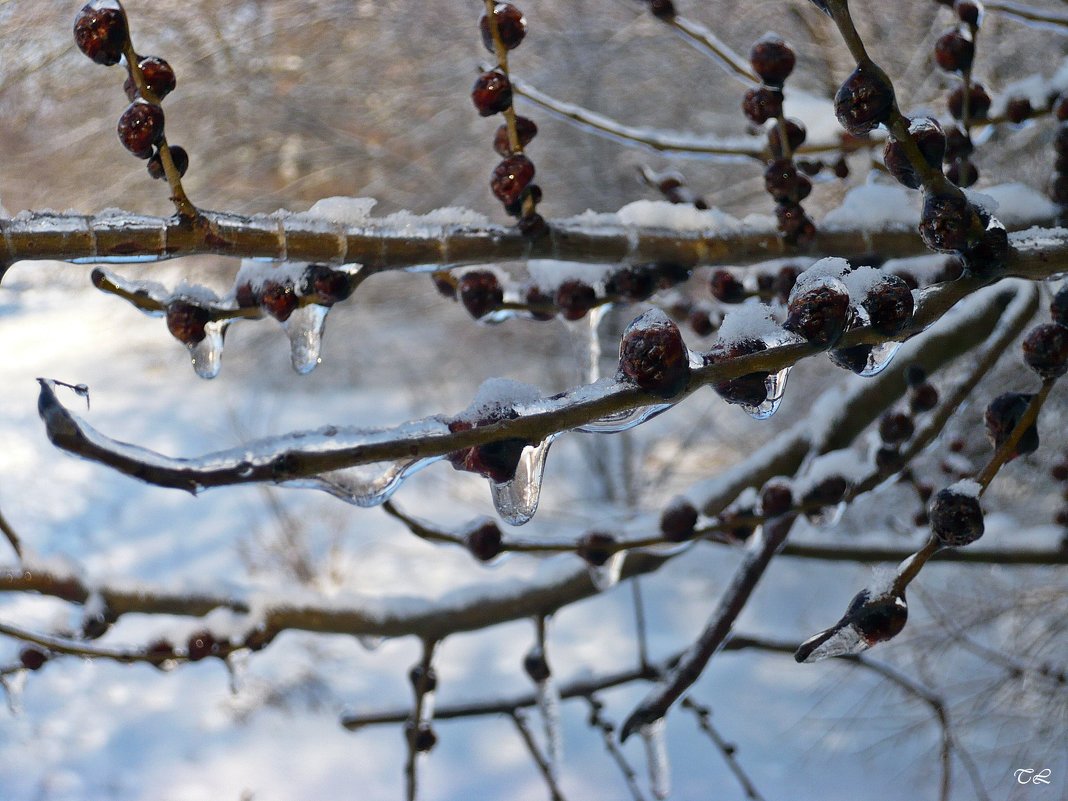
(909, 383), (939, 414)
(458, 271), (503, 319)
(883, 117), (945, 189)
(934, 27), (975, 73)
(759, 481), (794, 517)
(523, 649), (551, 682)
(301, 264), (353, 305)
(709, 270), (747, 303)
(493, 116), (537, 156)
(466, 521), (503, 562)
(1005, 97), (1033, 124)
(186, 631), (219, 662)
(984, 391), (1039, 458)
(834, 65), (895, 136)
(764, 159), (812, 205)
(124, 56), (177, 101)
(490, 155), (535, 206)
(117, 101), (165, 158)
(260, 280), (298, 322)
(863, 275), (914, 336)
(409, 665), (438, 694)
(74, 0), (128, 66)
(802, 475), (849, 509)
(784, 282), (851, 346)
(705, 337), (769, 408)
(660, 497), (698, 542)
(146, 145), (189, 180)
(749, 34), (795, 87)
(1022, 323), (1068, 379)
(929, 485), (984, 546)
(767, 118), (807, 159)
(166, 301), (210, 345)
(947, 83), (991, 120)
(742, 87), (784, 125)
(618, 310), (691, 398)
(19, 647), (48, 671)
(577, 532), (616, 567)
(471, 70), (512, 116)
(919, 193), (981, 253)
(480, 3), (527, 52)
(406, 722), (438, 753)
(849, 590), (909, 645)
(555, 280), (597, 321)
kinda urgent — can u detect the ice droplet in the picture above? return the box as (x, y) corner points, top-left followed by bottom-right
(858, 340), (902, 377)
(1, 670), (27, 715)
(357, 635), (384, 651)
(284, 304), (330, 374)
(578, 403), (672, 433)
(741, 365), (791, 420)
(535, 677), (563, 776)
(225, 650), (250, 695)
(188, 321), (226, 379)
(565, 304), (610, 384)
(796, 623), (868, 663)
(292, 456), (439, 508)
(587, 551), (624, 591)
(490, 438), (555, 526)
(640, 718), (672, 800)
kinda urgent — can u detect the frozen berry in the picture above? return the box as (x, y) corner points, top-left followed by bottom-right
(480, 3), (527, 51)
(556, 280), (597, 321)
(1022, 323), (1068, 378)
(742, 87), (784, 125)
(606, 266), (657, 301)
(775, 203), (816, 247)
(166, 301), (210, 345)
(491, 155), (535, 206)
(407, 722), (438, 753)
(759, 481), (794, 517)
(984, 392), (1039, 457)
(943, 126), (973, 161)
(850, 590), (909, 645)
(749, 35), (795, 87)
(1005, 97), (1032, 124)
(934, 28), (974, 72)
(919, 193), (981, 253)
(187, 631), (219, 661)
(409, 664), (438, 694)
(618, 310), (691, 398)
(955, 0), (983, 25)
(946, 158), (978, 188)
(910, 383), (939, 413)
(883, 117), (945, 189)
(466, 521), (503, 561)
(448, 427), (528, 483)
(300, 264), (353, 305)
(504, 184), (542, 217)
(124, 56), (177, 101)
(523, 650), (551, 682)
(948, 83), (991, 120)
(705, 338), (769, 407)
(493, 116), (538, 156)
(929, 486), (984, 546)
(1051, 285), (1068, 327)
(834, 65), (895, 136)
(577, 532), (616, 567)
(767, 118), (807, 158)
(689, 310), (715, 337)
(234, 282), (259, 308)
(146, 145), (189, 180)
(863, 275), (915, 336)
(879, 411), (915, 444)
(710, 270), (747, 303)
(784, 283), (851, 346)
(764, 159), (811, 204)
(660, 497), (698, 542)
(19, 647), (48, 671)
(802, 475), (849, 509)
(260, 280), (298, 321)
(117, 101), (165, 158)
(471, 70), (512, 116)
(459, 271), (503, 319)
(74, 0), (128, 66)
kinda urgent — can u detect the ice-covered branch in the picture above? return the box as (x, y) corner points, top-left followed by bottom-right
(985, 0), (1068, 30)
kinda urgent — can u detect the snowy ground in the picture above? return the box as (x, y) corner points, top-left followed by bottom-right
(0, 258), (1063, 801)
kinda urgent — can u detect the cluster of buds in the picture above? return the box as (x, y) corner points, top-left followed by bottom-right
(742, 35), (816, 246)
(74, 1), (190, 186)
(933, 0), (984, 187)
(472, 3), (544, 235)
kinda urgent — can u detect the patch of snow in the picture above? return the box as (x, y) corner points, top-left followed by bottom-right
(821, 181), (919, 231)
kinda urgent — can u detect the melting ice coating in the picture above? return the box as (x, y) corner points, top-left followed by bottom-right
(490, 437), (555, 526)
(535, 677), (563, 778)
(640, 718), (672, 800)
(587, 551), (624, 592)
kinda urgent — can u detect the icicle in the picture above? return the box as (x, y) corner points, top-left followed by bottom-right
(565, 304), (610, 384)
(225, 649), (250, 695)
(578, 403), (673, 433)
(357, 635), (384, 651)
(188, 320), (226, 379)
(741, 365), (791, 420)
(293, 455), (440, 508)
(587, 551), (624, 591)
(796, 623), (868, 663)
(1, 670), (27, 715)
(640, 718), (672, 800)
(284, 304), (330, 374)
(535, 676), (563, 775)
(489, 437), (555, 526)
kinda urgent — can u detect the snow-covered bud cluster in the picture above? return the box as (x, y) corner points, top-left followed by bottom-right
(474, 3), (544, 235)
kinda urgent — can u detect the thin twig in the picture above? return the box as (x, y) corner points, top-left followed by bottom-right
(985, 0), (1068, 29)
(0, 506), (23, 561)
(404, 638), (438, 801)
(680, 697), (766, 801)
(586, 697), (649, 801)
(510, 710), (567, 801)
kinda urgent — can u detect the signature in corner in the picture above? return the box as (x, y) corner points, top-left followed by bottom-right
(1014, 768), (1053, 785)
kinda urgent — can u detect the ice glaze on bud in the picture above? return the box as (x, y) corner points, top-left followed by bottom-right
(1022, 323), (1068, 378)
(704, 337), (769, 408)
(471, 70), (513, 116)
(617, 309), (691, 399)
(709, 270), (747, 303)
(74, 0), (129, 66)
(742, 87), (784, 125)
(146, 145), (189, 180)
(784, 283), (851, 346)
(555, 280), (597, 321)
(929, 485), (984, 546)
(883, 117), (945, 189)
(490, 155), (535, 206)
(459, 271), (503, 319)
(577, 532), (616, 567)
(260, 280), (298, 322)
(834, 65), (895, 136)
(984, 392), (1039, 458)
(934, 27), (975, 73)
(166, 301), (210, 345)
(124, 56), (177, 101)
(862, 275), (915, 336)
(117, 101), (165, 158)
(480, 3), (527, 52)
(947, 83), (991, 120)
(919, 193), (981, 253)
